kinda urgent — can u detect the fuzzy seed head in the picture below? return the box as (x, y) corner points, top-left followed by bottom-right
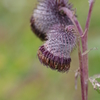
(30, 0), (73, 40)
(30, 0), (77, 72)
(38, 24), (77, 72)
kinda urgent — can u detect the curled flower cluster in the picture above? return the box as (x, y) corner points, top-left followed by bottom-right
(30, 0), (77, 72)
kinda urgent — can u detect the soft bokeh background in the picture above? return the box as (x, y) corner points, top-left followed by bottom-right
(0, 0), (100, 100)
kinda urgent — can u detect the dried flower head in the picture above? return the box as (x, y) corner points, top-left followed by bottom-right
(38, 24), (77, 72)
(30, 0), (73, 41)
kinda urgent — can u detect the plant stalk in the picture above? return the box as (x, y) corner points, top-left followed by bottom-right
(60, 0), (95, 99)
(82, 1), (95, 100)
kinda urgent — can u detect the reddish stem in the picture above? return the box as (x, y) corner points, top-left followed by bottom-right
(78, 40), (85, 100)
(60, 7), (85, 100)
(60, 0), (95, 100)
(82, 1), (95, 100)
(60, 7), (83, 36)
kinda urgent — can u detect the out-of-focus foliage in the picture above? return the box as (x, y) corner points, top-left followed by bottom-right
(0, 0), (100, 100)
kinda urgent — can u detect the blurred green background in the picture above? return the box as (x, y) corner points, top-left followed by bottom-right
(0, 0), (100, 100)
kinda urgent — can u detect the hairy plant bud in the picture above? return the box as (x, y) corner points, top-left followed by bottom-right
(30, 0), (73, 41)
(38, 24), (77, 72)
